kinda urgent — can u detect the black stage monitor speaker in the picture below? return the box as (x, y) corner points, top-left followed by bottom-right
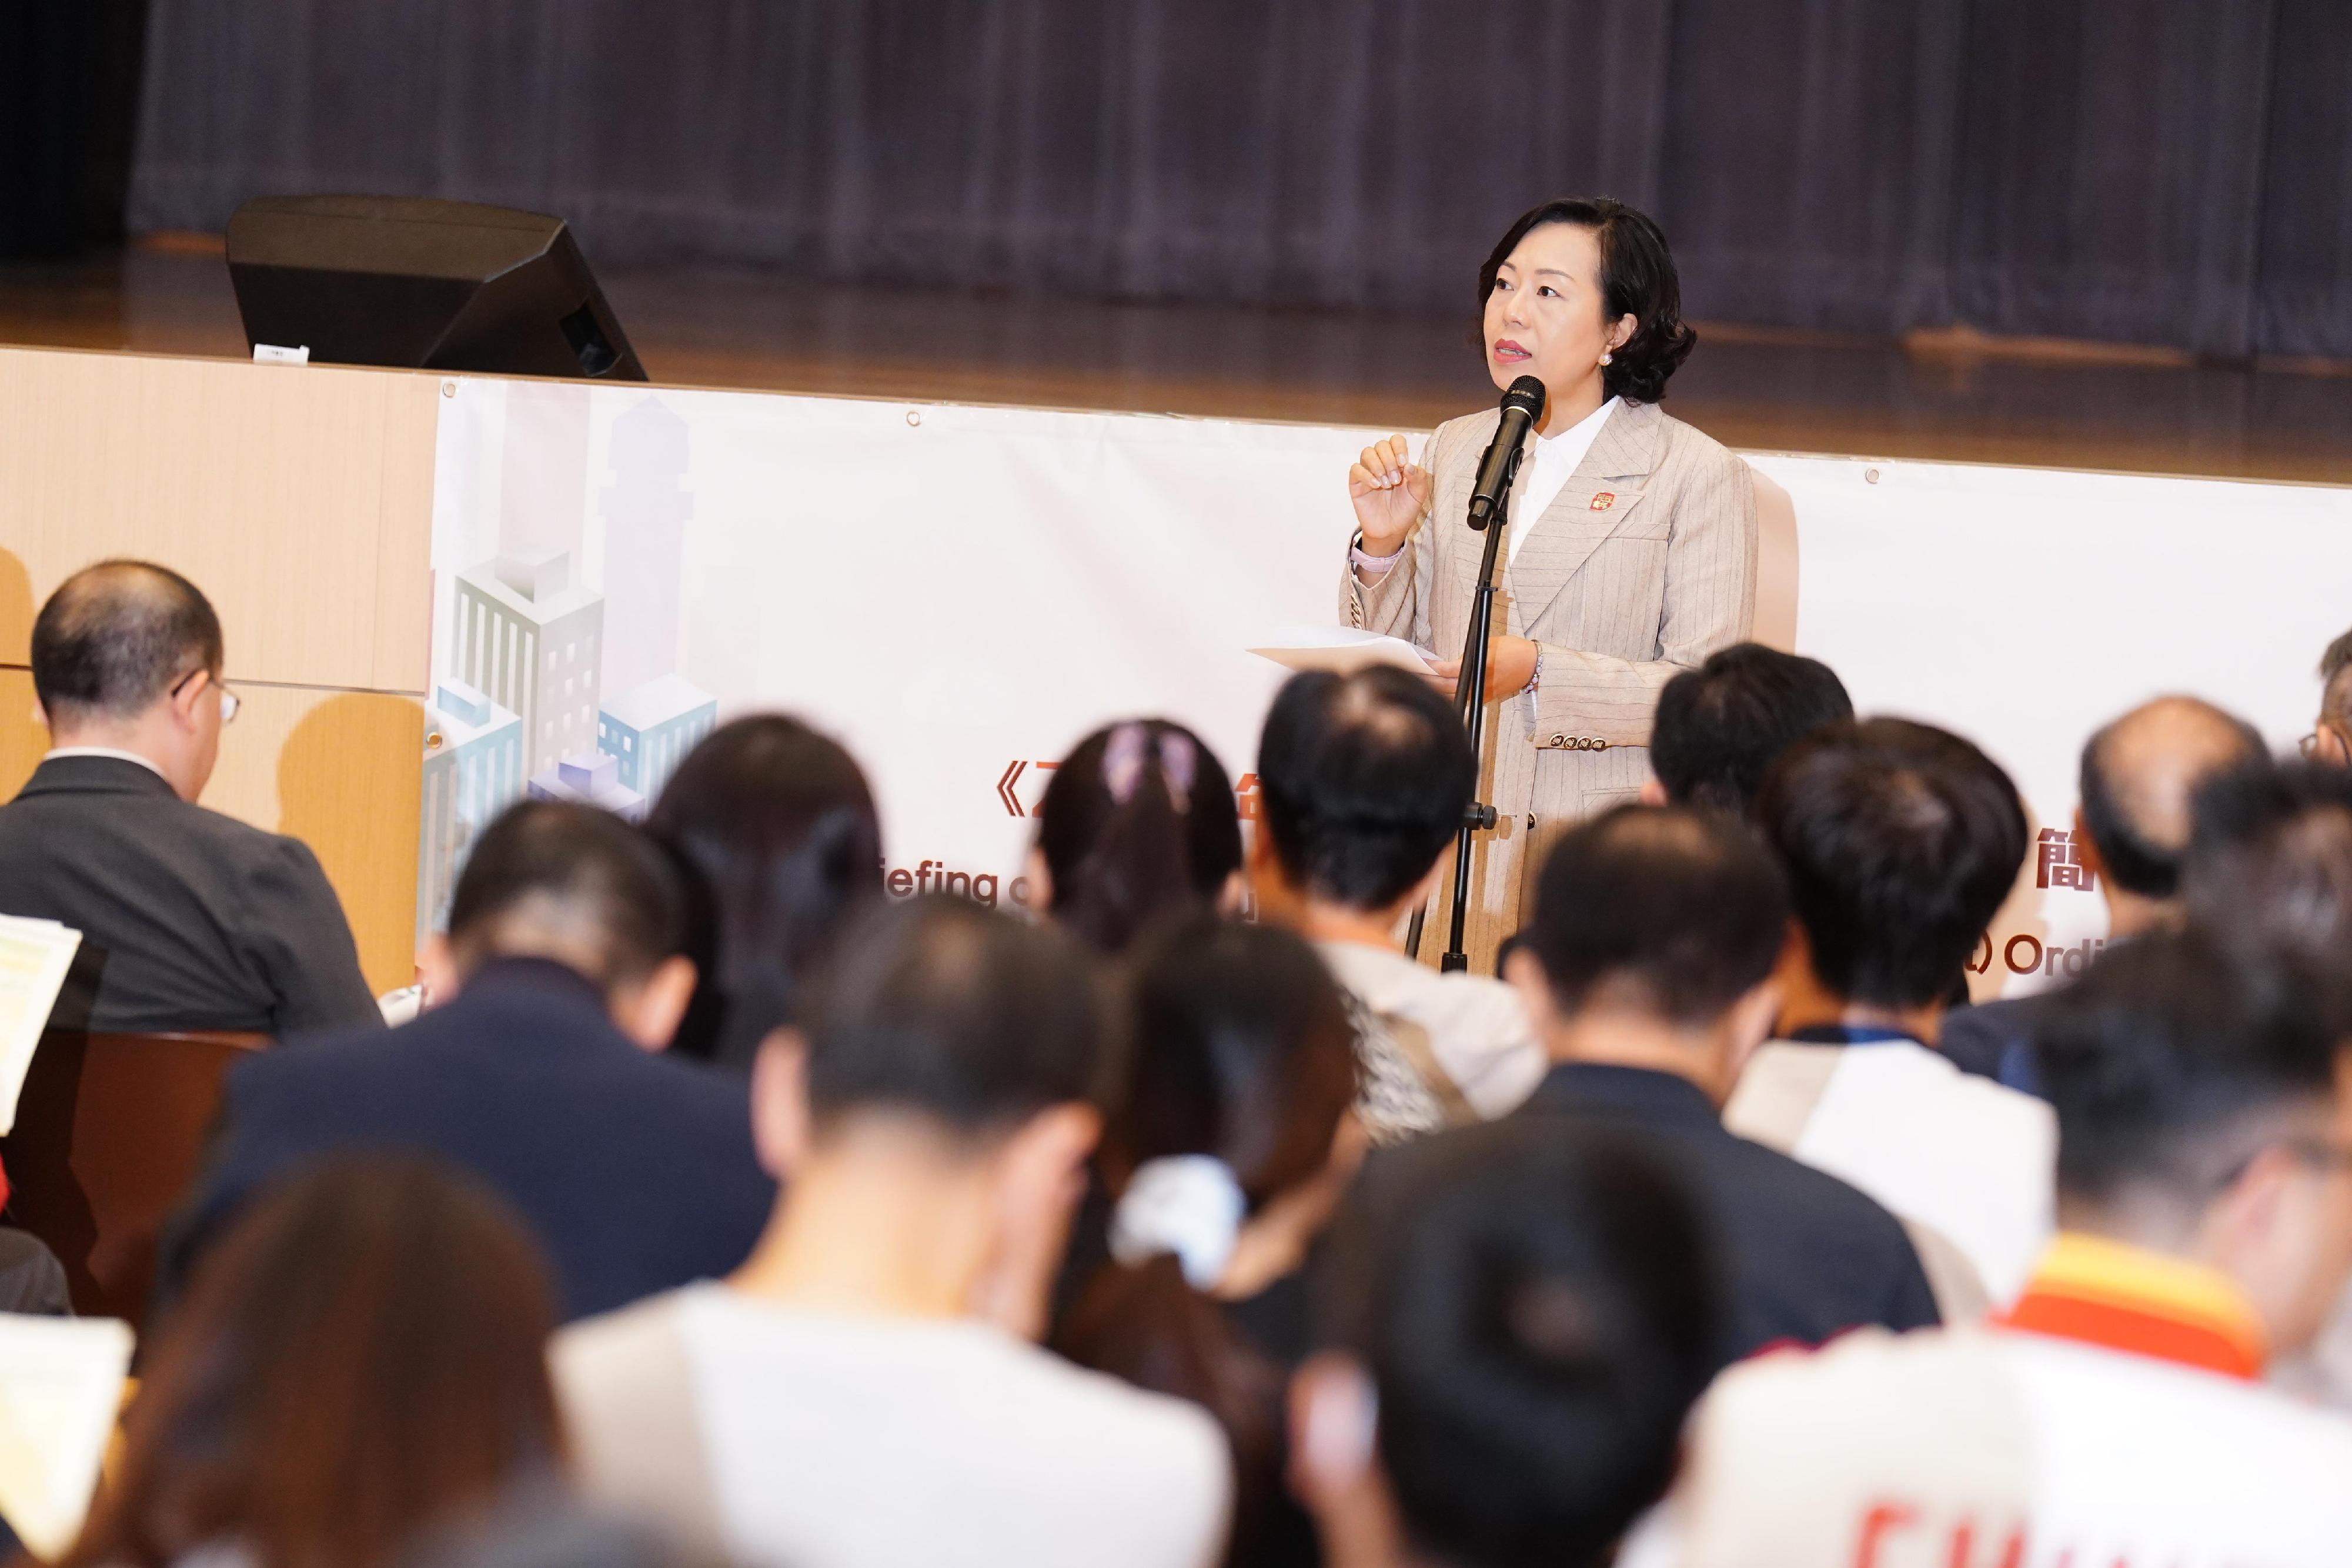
(225, 195), (646, 380)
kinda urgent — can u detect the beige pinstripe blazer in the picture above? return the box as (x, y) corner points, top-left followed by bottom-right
(1339, 397), (1757, 972)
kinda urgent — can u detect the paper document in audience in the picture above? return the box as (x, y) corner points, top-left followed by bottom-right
(0, 917), (81, 1135)
(1250, 627), (1436, 676)
(0, 1314), (133, 1560)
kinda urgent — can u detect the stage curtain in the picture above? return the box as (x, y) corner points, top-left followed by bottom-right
(125, 0), (2352, 357)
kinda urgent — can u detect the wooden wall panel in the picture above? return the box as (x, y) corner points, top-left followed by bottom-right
(0, 670), (422, 997)
(0, 347), (438, 693)
(0, 346), (439, 999)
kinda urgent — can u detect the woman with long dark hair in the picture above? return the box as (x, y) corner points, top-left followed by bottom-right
(1342, 196), (1758, 973)
(1055, 918), (1362, 1567)
(54, 1158), (564, 1568)
(1030, 718), (1244, 954)
(647, 715), (884, 1069)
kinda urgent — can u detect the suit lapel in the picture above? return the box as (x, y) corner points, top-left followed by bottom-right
(1505, 400), (1664, 630)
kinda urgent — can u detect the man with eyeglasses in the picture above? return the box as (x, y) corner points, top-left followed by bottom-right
(1623, 925), (2352, 1568)
(2302, 627), (2352, 767)
(0, 560), (376, 1035)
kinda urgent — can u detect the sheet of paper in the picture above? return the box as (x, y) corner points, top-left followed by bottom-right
(0, 916), (82, 1136)
(1249, 626), (1437, 676)
(0, 1314), (133, 1560)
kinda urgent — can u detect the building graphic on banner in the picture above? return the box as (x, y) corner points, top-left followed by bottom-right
(452, 549), (606, 781)
(417, 678), (523, 950)
(599, 673), (717, 798)
(419, 390), (716, 940)
(527, 749), (646, 821)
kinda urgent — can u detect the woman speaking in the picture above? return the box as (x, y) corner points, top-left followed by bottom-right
(1341, 197), (1757, 973)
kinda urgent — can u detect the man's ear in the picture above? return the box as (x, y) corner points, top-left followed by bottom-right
(1217, 868), (1250, 919)
(1720, 977), (1784, 1091)
(997, 1103), (1101, 1222)
(166, 668), (213, 732)
(1023, 846), (1054, 912)
(968, 1102), (1102, 1341)
(1504, 948), (1562, 1035)
(1638, 777), (1669, 807)
(2071, 806), (2109, 882)
(749, 1029), (813, 1181)
(612, 955), (697, 1052)
(417, 933), (465, 1009)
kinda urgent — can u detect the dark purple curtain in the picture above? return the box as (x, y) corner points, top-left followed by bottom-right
(124, 0), (2352, 356)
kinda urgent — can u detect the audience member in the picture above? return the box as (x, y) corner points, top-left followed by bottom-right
(1505, 804), (1947, 1355)
(1726, 718), (2055, 1306)
(1943, 696), (2265, 1095)
(1294, 1118), (1720, 1568)
(1033, 718), (1245, 953)
(2306, 627), (2352, 765)
(2186, 757), (2352, 1407)
(0, 560), (375, 1035)
(647, 715), (884, 1071)
(1055, 917), (1362, 1568)
(554, 897), (1231, 1568)
(166, 801), (773, 1322)
(1251, 668), (1544, 1142)
(1641, 643), (1853, 814)
(1631, 928), (2352, 1567)
(57, 1158), (566, 1568)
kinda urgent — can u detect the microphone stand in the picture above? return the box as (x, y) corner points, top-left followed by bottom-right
(1404, 440), (1525, 972)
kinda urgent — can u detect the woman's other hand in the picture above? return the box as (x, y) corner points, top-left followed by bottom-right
(1348, 435), (1430, 557)
(1425, 636), (1539, 703)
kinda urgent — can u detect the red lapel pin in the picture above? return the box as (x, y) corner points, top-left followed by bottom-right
(1590, 491), (1616, 511)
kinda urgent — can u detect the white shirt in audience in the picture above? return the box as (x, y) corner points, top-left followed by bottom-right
(552, 1283), (1232, 1568)
(1315, 940), (1546, 1142)
(1724, 1037), (2056, 1304)
(1621, 1323), (2352, 1568)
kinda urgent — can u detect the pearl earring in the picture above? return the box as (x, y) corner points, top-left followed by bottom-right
(1599, 351), (1613, 366)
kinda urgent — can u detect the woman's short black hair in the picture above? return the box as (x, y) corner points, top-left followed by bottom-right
(1478, 196), (1697, 404)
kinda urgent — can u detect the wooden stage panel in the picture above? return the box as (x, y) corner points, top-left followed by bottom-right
(0, 343), (437, 995)
(0, 347), (437, 693)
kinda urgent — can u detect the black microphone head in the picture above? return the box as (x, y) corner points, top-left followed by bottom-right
(1501, 375), (1547, 419)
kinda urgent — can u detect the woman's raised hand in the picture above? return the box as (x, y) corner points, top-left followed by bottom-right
(1347, 435), (1430, 557)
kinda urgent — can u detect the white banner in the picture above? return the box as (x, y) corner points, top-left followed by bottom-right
(422, 377), (2352, 999)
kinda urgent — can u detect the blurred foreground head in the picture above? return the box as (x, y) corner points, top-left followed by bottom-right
(61, 1158), (562, 1568)
(1295, 1119), (1718, 1568)
(427, 800), (697, 1051)
(750, 896), (1115, 1339)
(2033, 925), (2352, 1357)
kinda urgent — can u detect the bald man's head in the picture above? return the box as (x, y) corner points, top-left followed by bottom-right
(2320, 629), (2352, 732)
(31, 560), (223, 727)
(2079, 697), (2267, 900)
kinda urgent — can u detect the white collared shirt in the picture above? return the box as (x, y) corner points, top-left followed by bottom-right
(44, 746), (169, 783)
(1510, 396), (1619, 563)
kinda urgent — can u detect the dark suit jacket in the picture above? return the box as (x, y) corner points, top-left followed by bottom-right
(1518, 1062), (1940, 1369)
(0, 755), (378, 1035)
(1939, 996), (2048, 1099)
(166, 958), (778, 1322)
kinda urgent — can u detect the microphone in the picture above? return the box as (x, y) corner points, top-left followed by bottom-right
(1468, 375), (1547, 530)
